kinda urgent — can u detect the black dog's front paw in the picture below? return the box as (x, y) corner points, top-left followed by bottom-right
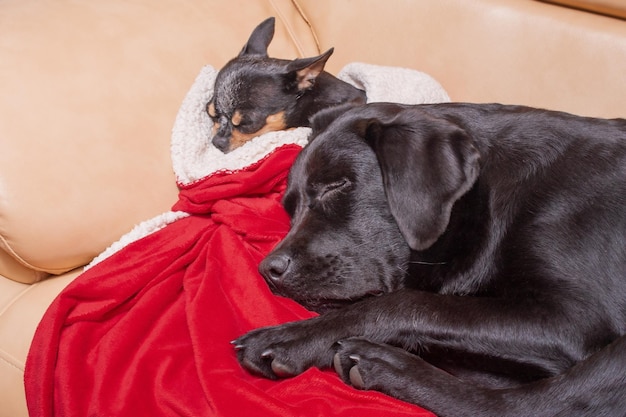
(333, 337), (422, 395)
(334, 339), (485, 414)
(233, 318), (335, 379)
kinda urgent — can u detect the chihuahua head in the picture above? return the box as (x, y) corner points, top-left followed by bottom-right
(207, 17), (366, 153)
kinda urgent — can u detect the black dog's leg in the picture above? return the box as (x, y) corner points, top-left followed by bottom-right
(235, 289), (589, 382)
(332, 337), (504, 417)
(334, 335), (626, 417)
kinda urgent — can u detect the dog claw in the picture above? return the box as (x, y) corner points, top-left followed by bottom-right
(230, 340), (245, 351)
(333, 352), (342, 374)
(261, 349), (274, 359)
(241, 357), (268, 377)
(270, 360), (296, 378)
(349, 365), (365, 389)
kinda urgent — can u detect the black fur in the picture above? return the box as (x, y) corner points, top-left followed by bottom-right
(208, 17), (365, 153)
(234, 102), (626, 416)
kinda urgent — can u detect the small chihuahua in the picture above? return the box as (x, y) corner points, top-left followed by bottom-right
(207, 17), (366, 153)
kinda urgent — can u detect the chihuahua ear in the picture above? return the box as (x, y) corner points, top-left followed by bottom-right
(239, 17), (275, 57)
(357, 104), (480, 251)
(286, 48), (334, 91)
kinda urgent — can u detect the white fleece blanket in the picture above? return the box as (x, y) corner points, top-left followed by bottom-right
(87, 63), (449, 269)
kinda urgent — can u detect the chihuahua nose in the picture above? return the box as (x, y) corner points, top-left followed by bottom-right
(212, 135), (230, 153)
(259, 252), (292, 284)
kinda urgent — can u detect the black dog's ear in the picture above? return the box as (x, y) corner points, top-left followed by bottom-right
(310, 103), (360, 137)
(358, 104), (480, 251)
(239, 17), (275, 57)
(286, 48), (334, 92)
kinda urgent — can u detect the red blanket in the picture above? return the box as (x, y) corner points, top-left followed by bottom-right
(25, 145), (433, 417)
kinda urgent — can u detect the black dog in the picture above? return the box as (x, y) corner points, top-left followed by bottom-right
(234, 102), (626, 416)
(207, 17), (365, 153)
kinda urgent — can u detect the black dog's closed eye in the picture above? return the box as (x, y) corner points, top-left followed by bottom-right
(235, 102), (626, 417)
(315, 179), (350, 202)
(303, 179), (352, 217)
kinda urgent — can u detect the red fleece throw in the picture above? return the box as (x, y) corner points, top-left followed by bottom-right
(25, 145), (433, 417)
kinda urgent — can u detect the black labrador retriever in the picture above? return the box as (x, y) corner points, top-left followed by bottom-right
(233, 102), (626, 416)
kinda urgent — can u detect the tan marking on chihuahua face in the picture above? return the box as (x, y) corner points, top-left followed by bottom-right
(207, 101), (217, 118)
(211, 121), (221, 137)
(231, 110), (243, 127)
(229, 111), (288, 151)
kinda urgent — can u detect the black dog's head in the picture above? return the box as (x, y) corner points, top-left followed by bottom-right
(259, 103), (480, 312)
(207, 17), (366, 153)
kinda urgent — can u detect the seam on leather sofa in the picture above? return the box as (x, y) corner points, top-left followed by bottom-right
(0, 281), (38, 318)
(0, 234), (76, 280)
(0, 237), (49, 283)
(538, 0), (626, 19)
(0, 249), (49, 284)
(267, 0), (320, 56)
(0, 278), (32, 373)
(289, 0), (321, 53)
(0, 348), (24, 372)
(269, 0), (304, 56)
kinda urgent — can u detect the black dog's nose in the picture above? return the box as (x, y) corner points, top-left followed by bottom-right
(259, 253), (292, 284)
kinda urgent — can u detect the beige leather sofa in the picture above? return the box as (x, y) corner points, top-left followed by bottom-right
(1, 1), (625, 415)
